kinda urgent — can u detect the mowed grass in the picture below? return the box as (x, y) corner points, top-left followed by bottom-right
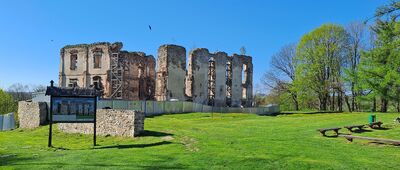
(1, 112), (400, 169)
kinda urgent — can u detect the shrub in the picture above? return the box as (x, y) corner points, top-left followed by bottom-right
(0, 89), (18, 115)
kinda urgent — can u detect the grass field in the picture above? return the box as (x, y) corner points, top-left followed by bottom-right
(1, 112), (399, 169)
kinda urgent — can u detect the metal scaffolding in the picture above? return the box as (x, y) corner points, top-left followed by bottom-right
(110, 52), (123, 99)
(208, 58), (216, 106)
(225, 60), (232, 106)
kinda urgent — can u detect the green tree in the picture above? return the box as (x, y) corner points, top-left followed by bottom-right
(0, 89), (17, 115)
(295, 24), (350, 111)
(357, 5), (400, 112)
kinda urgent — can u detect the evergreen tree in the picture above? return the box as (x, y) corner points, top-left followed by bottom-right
(357, 9), (400, 112)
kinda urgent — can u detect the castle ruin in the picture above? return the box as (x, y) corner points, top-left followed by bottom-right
(154, 45), (187, 101)
(59, 42), (155, 100)
(185, 49), (253, 107)
(59, 42), (253, 107)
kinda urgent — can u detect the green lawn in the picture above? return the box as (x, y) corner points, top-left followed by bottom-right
(1, 112), (399, 169)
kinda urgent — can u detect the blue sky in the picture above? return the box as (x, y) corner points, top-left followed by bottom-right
(0, 0), (388, 90)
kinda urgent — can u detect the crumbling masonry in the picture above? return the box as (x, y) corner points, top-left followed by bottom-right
(59, 42), (155, 100)
(185, 49), (253, 107)
(59, 42), (253, 107)
(154, 45), (187, 101)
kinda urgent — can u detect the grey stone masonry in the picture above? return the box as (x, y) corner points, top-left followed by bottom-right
(18, 101), (48, 129)
(58, 109), (145, 137)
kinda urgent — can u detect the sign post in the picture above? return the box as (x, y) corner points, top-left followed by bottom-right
(93, 97), (97, 146)
(46, 80), (100, 147)
(48, 91), (53, 147)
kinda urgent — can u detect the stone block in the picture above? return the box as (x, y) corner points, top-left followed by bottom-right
(58, 109), (145, 137)
(18, 101), (47, 129)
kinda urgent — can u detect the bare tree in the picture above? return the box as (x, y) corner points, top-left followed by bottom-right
(31, 85), (47, 93)
(346, 21), (367, 112)
(7, 83), (31, 101)
(262, 44), (298, 110)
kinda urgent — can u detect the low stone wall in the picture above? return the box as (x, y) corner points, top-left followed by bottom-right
(58, 109), (145, 137)
(18, 101), (47, 129)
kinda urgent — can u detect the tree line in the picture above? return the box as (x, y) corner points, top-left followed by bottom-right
(0, 83), (47, 115)
(262, 1), (400, 112)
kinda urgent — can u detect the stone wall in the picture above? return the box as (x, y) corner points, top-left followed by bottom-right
(186, 49), (253, 107)
(58, 109), (144, 137)
(212, 52), (229, 107)
(59, 42), (156, 101)
(59, 42), (111, 91)
(187, 48), (210, 104)
(18, 101), (47, 129)
(155, 45), (187, 101)
(121, 51), (156, 100)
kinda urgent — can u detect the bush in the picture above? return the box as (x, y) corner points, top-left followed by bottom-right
(0, 89), (19, 126)
(0, 89), (18, 114)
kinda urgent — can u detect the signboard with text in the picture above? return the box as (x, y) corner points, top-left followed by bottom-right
(46, 80), (100, 147)
(51, 97), (96, 122)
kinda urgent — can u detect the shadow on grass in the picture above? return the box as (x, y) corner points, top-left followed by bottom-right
(138, 155), (188, 169)
(323, 135), (340, 138)
(351, 129), (373, 133)
(2, 146), (185, 168)
(372, 127), (390, 130)
(139, 130), (174, 137)
(145, 112), (191, 118)
(5, 159), (186, 169)
(0, 154), (36, 167)
(48, 146), (70, 151)
(94, 141), (173, 149)
(368, 141), (400, 147)
(277, 111), (343, 116)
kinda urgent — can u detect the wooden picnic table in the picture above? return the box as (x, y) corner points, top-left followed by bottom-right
(317, 127), (341, 136)
(368, 121), (383, 129)
(344, 125), (365, 132)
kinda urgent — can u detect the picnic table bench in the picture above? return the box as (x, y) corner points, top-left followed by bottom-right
(368, 121), (383, 129)
(339, 135), (400, 146)
(317, 127), (341, 136)
(344, 125), (365, 132)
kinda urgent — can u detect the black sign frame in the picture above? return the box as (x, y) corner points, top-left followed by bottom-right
(46, 81), (98, 147)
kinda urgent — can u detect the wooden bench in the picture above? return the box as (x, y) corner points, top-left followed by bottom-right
(317, 127), (341, 136)
(339, 135), (400, 146)
(344, 125), (365, 132)
(368, 121), (383, 129)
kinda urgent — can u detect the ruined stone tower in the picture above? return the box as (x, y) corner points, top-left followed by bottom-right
(59, 42), (155, 100)
(154, 45), (187, 101)
(185, 49), (253, 107)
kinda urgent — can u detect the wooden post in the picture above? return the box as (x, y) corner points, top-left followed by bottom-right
(48, 80), (54, 147)
(93, 96), (97, 146)
(48, 115), (52, 147)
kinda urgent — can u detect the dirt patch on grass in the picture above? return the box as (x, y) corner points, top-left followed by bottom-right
(161, 135), (174, 141)
(180, 136), (199, 152)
